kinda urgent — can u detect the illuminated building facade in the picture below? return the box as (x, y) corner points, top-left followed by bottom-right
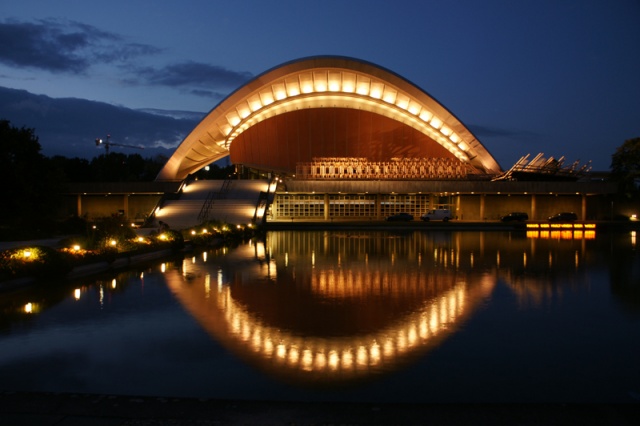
(150, 56), (620, 223)
(52, 57), (620, 224)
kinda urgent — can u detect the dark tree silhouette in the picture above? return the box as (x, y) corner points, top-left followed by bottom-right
(0, 120), (64, 233)
(611, 137), (640, 197)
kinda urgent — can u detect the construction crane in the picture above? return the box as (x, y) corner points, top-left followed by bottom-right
(95, 134), (144, 155)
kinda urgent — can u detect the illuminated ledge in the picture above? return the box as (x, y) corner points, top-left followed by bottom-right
(527, 223), (597, 229)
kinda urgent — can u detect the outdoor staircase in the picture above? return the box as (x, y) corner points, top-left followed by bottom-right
(153, 179), (270, 230)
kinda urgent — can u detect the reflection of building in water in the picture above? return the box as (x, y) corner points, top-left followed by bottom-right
(165, 233), (496, 386)
(164, 230), (617, 386)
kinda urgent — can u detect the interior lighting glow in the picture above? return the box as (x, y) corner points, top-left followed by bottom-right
(356, 346), (368, 367)
(226, 112), (241, 127)
(24, 303), (33, 314)
(272, 82), (287, 100)
(441, 126), (453, 136)
(315, 352), (327, 369)
(328, 350), (340, 370)
(247, 95), (263, 112)
(236, 104), (251, 119)
(407, 101), (421, 115)
(342, 74), (356, 93)
(74, 289), (81, 300)
(419, 110), (433, 122)
(369, 82), (384, 99)
(353, 74), (371, 95)
(259, 90), (275, 105)
(395, 94), (410, 110)
(429, 117), (443, 129)
(328, 72), (341, 91)
(301, 349), (313, 371)
(220, 123), (232, 136)
(450, 133), (460, 144)
(382, 88), (397, 104)
(285, 79), (300, 96)
(313, 72), (328, 92)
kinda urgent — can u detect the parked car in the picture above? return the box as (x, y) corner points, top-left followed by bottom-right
(548, 212), (578, 222)
(500, 212), (529, 222)
(420, 209), (452, 222)
(386, 212), (414, 222)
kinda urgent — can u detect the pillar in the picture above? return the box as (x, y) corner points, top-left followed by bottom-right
(531, 194), (536, 221)
(324, 193), (330, 221)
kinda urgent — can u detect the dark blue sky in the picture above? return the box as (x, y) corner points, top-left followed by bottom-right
(1, 0), (638, 170)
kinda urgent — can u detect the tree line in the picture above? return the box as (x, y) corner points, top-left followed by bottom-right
(0, 119), (232, 236)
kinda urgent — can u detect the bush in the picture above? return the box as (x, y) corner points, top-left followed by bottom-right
(0, 245), (72, 281)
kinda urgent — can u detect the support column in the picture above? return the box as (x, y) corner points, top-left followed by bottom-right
(581, 194), (587, 221)
(77, 194), (82, 217)
(531, 194), (536, 221)
(376, 193), (381, 220)
(324, 193), (330, 221)
(480, 194), (485, 221)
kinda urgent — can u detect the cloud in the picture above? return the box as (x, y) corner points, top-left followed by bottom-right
(0, 18), (161, 74)
(468, 124), (539, 140)
(0, 86), (200, 159)
(130, 61), (253, 92)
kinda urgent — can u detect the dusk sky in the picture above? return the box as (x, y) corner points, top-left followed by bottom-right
(1, 0), (638, 171)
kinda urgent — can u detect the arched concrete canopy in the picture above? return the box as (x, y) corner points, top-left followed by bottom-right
(156, 56), (502, 181)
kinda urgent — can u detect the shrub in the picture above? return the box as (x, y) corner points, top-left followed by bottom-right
(0, 245), (72, 281)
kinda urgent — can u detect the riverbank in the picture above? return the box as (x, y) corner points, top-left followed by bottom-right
(1, 391), (637, 426)
(0, 247), (179, 292)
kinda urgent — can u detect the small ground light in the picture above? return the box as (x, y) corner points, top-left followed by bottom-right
(109, 240), (117, 246)
(159, 234), (167, 240)
(191, 230), (196, 235)
(23, 250), (32, 259)
(73, 245), (80, 251)
(137, 237), (144, 242)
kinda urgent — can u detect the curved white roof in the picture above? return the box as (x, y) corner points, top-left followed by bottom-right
(157, 56), (501, 181)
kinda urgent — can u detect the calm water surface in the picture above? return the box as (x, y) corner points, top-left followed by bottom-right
(1, 230), (639, 403)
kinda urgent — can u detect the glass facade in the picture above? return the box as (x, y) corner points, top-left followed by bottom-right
(272, 193), (437, 219)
